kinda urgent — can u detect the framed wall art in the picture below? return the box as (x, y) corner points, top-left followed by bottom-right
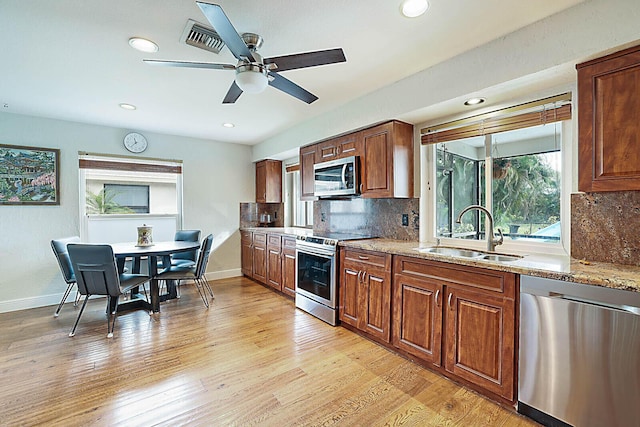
(0, 144), (60, 205)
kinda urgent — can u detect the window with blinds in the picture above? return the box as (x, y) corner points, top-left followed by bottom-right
(424, 94), (571, 247)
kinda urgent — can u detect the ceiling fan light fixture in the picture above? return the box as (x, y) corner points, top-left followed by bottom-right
(235, 64), (269, 94)
(401, 0), (429, 18)
(128, 37), (159, 53)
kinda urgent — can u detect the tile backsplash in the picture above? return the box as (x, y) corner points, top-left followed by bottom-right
(571, 191), (640, 265)
(314, 198), (419, 240)
(240, 202), (284, 228)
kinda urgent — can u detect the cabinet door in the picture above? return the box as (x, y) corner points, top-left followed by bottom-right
(392, 274), (443, 367)
(241, 234), (253, 277)
(252, 233), (267, 283)
(299, 145), (316, 200)
(360, 122), (393, 197)
(361, 267), (391, 343)
(339, 264), (361, 328)
(266, 235), (282, 290)
(282, 252), (296, 298)
(317, 134), (360, 161)
(255, 161), (267, 203)
(444, 287), (515, 401)
(577, 45), (640, 191)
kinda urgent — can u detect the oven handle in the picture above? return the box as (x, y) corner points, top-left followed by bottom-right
(296, 246), (336, 258)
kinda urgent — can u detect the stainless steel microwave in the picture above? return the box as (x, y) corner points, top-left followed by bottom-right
(313, 156), (359, 197)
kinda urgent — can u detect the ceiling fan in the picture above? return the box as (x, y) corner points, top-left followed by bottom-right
(144, 1), (346, 104)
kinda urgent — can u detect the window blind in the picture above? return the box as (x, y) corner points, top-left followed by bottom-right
(421, 93), (572, 145)
(78, 157), (182, 174)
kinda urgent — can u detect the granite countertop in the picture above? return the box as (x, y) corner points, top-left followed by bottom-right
(340, 238), (640, 293)
(241, 227), (314, 237)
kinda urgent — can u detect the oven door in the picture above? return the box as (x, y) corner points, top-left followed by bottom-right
(295, 246), (336, 308)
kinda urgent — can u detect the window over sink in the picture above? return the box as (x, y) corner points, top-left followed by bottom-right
(423, 94), (572, 254)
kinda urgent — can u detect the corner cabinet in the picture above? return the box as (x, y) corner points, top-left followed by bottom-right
(393, 256), (517, 403)
(255, 159), (282, 203)
(577, 44), (640, 191)
(298, 120), (414, 199)
(339, 248), (392, 343)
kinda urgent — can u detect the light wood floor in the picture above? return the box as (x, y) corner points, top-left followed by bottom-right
(0, 277), (538, 426)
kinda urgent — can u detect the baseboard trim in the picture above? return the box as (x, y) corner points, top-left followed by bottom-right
(0, 269), (242, 313)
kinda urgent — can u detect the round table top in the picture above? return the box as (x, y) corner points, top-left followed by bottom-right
(110, 240), (200, 257)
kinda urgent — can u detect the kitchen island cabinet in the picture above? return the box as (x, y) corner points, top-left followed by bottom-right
(339, 248), (392, 343)
(393, 255), (517, 403)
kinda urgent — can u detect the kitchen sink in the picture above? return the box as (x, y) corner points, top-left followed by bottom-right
(416, 247), (524, 263)
(417, 247), (485, 258)
(480, 254), (522, 262)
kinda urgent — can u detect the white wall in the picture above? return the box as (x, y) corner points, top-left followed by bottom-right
(0, 112), (253, 312)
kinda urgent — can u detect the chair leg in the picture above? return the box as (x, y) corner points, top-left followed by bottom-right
(74, 289), (81, 307)
(54, 283), (75, 317)
(194, 279), (209, 308)
(176, 280), (181, 298)
(202, 278), (214, 299)
(107, 296), (119, 338)
(69, 295), (89, 337)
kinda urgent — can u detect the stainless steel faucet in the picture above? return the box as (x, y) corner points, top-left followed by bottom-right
(455, 205), (504, 252)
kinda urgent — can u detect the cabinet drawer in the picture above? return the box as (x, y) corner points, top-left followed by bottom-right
(282, 236), (297, 251)
(342, 248), (389, 268)
(253, 232), (267, 247)
(241, 230), (253, 242)
(267, 234), (282, 249)
(395, 256), (515, 298)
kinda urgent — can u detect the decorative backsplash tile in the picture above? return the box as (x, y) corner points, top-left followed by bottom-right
(571, 191), (640, 265)
(314, 198), (419, 241)
(240, 202), (284, 228)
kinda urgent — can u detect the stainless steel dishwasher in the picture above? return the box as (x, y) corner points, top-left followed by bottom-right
(519, 275), (640, 427)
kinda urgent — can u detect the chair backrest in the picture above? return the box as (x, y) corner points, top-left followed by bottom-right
(51, 236), (81, 284)
(194, 234), (214, 279)
(67, 244), (122, 297)
(172, 229), (201, 261)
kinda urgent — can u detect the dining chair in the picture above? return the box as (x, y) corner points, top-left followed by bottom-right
(155, 234), (214, 308)
(51, 236), (81, 317)
(170, 229), (201, 267)
(67, 243), (150, 338)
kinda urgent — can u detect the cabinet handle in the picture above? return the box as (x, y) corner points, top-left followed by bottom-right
(358, 255), (369, 260)
(359, 183), (363, 193)
(357, 270), (363, 282)
(435, 289), (440, 307)
(447, 292), (453, 309)
(361, 272), (367, 283)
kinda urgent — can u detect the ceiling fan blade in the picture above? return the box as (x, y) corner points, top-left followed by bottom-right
(268, 72), (318, 104)
(144, 59), (236, 70)
(264, 48), (346, 72)
(222, 81), (243, 104)
(196, 2), (255, 62)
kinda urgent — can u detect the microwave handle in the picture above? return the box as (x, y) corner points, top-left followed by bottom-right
(341, 164), (348, 188)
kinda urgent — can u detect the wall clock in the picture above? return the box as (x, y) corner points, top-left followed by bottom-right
(123, 132), (148, 153)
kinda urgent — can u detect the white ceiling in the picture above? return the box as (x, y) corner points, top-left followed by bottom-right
(0, 0), (583, 146)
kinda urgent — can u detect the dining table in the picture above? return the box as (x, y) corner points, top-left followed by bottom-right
(111, 240), (200, 313)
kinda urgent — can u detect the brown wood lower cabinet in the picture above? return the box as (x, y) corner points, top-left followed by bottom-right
(393, 256), (517, 403)
(252, 232), (267, 283)
(266, 234), (282, 291)
(281, 237), (297, 297)
(240, 231), (297, 298)
(339, 248), (392, 343)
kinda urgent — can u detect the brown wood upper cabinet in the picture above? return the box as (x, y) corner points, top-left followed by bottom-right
(299, 120), (414, 200)
(393, 256), (517, 403)
(299, 145), (316, 201)
(339, 248), (392, 343)
(255, 159), (282, 203)
(577, 44), (640, 191)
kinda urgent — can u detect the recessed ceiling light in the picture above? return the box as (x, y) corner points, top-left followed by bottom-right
(401, 0), (429, 18)
(128, 37), (159, 53)
(464, 97), (486, 106)
(119, 103), (137, 110)
(222, 122), (235, 128)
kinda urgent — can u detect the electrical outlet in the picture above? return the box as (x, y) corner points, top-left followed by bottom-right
(402, 213), (409, 226)
(321, 212), (326, 222)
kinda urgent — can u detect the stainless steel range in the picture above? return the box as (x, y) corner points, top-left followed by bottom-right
(295, 233), (371, 325)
